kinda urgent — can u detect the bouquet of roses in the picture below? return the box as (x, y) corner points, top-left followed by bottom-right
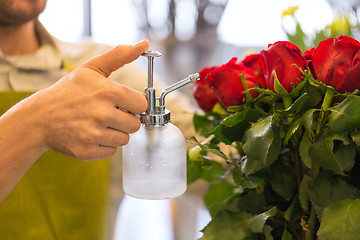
(189, 35), (360, 240)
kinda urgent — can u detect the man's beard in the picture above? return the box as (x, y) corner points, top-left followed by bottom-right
(0, 0), (45, 26)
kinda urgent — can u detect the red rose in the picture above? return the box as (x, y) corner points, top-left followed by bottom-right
(303, 47), (315, 65)
(192, 66), (219, 112)
(242, 53), (265, 87)
(312, 35), (360, 93)
(259, 41), (306, 92)
(207, 57), (258, 108)
(303, 47), (316, 77)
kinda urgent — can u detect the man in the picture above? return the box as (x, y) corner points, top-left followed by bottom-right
(0, 40), (149, 202)
(0, 0), (198, 239)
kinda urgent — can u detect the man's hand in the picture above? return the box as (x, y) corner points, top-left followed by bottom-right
(3, 40), (149, 161)
(36, 40), (149, 160)
(0, 40), (149, 201)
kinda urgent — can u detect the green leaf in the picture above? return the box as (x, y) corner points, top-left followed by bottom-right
(240, 74), (254, 103)
(327, 178), (360, 205)
(187, 138), (226, 184)
(328, 95), (360, 132)
(211, 108), (260, 144)
(308, 74), (329, 90)
(300, 77), (326, 108)
(193, 113), (217, 136)
(277, 92), (309, 116)
(288, 70), (309, 97)
(233, 169), (264, 189)
(188, 136), (228, 160)
(284, 196), (298, 221)
(318, 199), (360, 240)
(309, 170), (360, 218)
(299, 174), (312, 213)
(187, 157), (203, 184)
(350, 130), (360, 146)
(200, 160), (224, 182)
(242, 116), (282, 175)
(263, 225), (274, 240)
(222, 109), (259, 128)
(199, 210), (255, 240)
(204, 181), (234, 210)
(281, 227), (293, 240)
(299, 133), (313, 169)
(206, 201), (229, 221)
(302, 108), (319, 142)
(251, 86), (278, 97)
(187, 145), (205, 162)
(309, 171), (331, 218)
(235, 190), (265, 215)
(227, 105), (243, 112)
(309, 130), (353, 175)
(268, 160), (297, 201)
(284, 118), (302, 145)
(200, 206), (276, 240)
(273, 70), (289, 95)
(208, 192), (250, 219)
(247, 207), (277, 233)
(211, 102), (229, 118)
(334, 144), (356, 172)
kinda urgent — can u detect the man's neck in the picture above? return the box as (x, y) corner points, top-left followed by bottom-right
(0, 20), (40, 56)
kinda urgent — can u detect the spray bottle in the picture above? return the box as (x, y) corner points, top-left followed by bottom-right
(122, 50), (199, 199)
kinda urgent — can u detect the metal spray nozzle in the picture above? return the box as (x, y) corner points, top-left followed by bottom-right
(140, 50), (199, 125)
(141, 50), (162, 114)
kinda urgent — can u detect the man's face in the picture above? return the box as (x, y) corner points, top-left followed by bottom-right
(0, 0), (47, 26)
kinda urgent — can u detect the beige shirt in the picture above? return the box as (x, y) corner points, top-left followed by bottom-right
(0, 21), (196, 239)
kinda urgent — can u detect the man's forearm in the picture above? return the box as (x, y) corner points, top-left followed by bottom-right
(0, 98), (48, 202)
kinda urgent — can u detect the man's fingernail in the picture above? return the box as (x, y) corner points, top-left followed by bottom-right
(134, 39), (146, 46)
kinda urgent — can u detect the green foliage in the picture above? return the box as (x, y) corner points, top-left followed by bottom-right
(308, 170), (360, 219)
(211, 108), (261, 144)
(328, 95), (360, 132)
(267, 160), (297, 201)
(242, 115), (282, 175)
(318, 199), (360, 240)
(199, 210), (255, 240)
(187, 7), (360, 239)
(281, 6), (358, 52)
(308, 130), (355, 175)
(188, 67), (360, 239)
(204, 181), (234, 210)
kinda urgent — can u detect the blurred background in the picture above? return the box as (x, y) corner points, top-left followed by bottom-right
(39, 0), (360, 100)
(38, 0), (360, 239)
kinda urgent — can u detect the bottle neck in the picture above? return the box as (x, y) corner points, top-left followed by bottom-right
(140, 108), (171, 125)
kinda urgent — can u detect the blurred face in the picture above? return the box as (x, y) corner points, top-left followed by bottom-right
(0, 0), (46, 26)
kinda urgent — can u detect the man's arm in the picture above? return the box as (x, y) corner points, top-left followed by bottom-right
(0, 40), (149, 202)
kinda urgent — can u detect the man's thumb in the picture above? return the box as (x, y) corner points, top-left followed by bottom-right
(81, 40), (149, 77)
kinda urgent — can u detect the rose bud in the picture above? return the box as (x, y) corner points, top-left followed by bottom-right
(192, 66), (219, 112)
(303, 47), (316, 77)
(207, 57), (258, 108)
(242, 53), (265, 88)
(312, 35), (360, 93)
(259, 41), (306, 93)
(303, 47), (315, 65)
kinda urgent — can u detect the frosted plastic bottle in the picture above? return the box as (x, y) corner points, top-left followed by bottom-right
(122, 122), (187, 199)
(122, 50), (199, 200)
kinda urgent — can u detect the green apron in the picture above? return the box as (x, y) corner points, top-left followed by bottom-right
(0, 92), (110, 240)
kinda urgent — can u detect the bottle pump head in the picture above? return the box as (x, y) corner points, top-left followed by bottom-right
(140, 50), (199, 125)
